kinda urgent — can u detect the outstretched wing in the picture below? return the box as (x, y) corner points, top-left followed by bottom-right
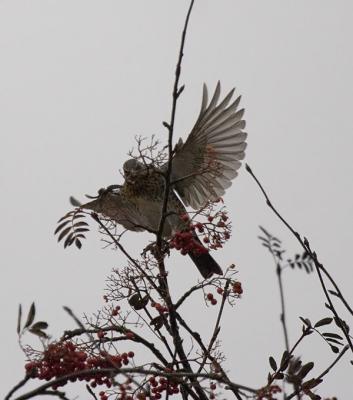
(81, 189), (147, 232)
(169, 82), (247, 209)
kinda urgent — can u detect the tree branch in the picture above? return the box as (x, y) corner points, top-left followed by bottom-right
(246, 163), (353, 354)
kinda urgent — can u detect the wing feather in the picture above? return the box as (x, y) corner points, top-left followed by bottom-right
(81, 190), (147, 232)
(169, 82), (247, 209)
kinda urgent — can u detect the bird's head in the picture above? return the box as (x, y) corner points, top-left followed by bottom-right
(123, 159), (144, 179)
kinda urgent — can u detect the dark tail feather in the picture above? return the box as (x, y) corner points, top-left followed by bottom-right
(188, 235), (223, 279)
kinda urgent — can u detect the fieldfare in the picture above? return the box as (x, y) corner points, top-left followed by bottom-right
(81, 82), (247, 278)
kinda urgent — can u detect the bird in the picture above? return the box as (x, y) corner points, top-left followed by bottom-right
(80, 82), (247, 279)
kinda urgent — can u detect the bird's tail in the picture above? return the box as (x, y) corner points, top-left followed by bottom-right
(188, 234), (223, 279)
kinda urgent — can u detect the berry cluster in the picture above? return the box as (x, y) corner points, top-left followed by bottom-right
(205, 212), (230, 250)
(206, 281), (243, 305)
(151, 301), (169, 314)
(112, 305), (121, 316)
(256, 385), (281, 400)
(148, 375), (180, 399)
(170, 209), (231, 257)
(206, 292), (218, 306)
(209, 382), (217, 399)
(99, 377), (138, 400)
(232, 281), (243, 295)
(169, 230), (208, 256)
(24, 341), (134, 389)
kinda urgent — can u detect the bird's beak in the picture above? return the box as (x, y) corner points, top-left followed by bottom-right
(80, 198), (102, 213)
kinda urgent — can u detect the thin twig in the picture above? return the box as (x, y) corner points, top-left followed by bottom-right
(61, 324), (169, 366)
(13, 367), (256, 400)
(63, 306), (94, 341)
(275, 259), (290, 352)
(246, 163), (353, 354)
(197, 280), (230, 373)
(285, 345), (349, 400)
(5, 376), (31, 400)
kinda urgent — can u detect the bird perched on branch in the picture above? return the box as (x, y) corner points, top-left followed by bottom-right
(80, 82), (247, 278)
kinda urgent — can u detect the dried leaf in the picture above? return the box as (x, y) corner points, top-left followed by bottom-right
(128, 294), (149, 310)
(75, 239), (82, 249)
(325, 338), (343, 346)
(150, 316), (164, 330)
(298, 362), (314, 379)
(17, 304), (22, 334)
(54, 220), (70, 235)
(69, 196), (82, 207)
(73, 221), (89, 228)
(57, 211), (74, 223)
(24, 303), (36, 329)
(29, 328), (48, 338)
(257, 236), (269, 243)
(64, 231), (75, 247)
(302, 378), (322, 390)
(269, 356), (277, 371)
(58, 227), (72, 242)
(75, 234), (86, 240)
(259, 226), (272, 239)
(31, 321), (48, 330)
(322, 332), (343, 340)
(73, 228), (89, 233)
(274, 372), (284, 380)
(280, 350), (291, 371)
(299, 317), (312, 327)
(314, 317), (333, 328)
(330, 345), (339, 354)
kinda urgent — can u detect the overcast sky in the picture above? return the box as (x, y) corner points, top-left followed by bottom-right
(1, 1), (352, 399)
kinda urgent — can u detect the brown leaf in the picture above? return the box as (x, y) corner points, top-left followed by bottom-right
(128, 294), (149, 310)
(322, 332), (343, 340)
(57, 211), (74, 223)
(73, 221), (89, 228)
(29, 328), (48, 338)
(31, 321), (48, 330)
(24, 303), (36, 329)
(330, 345), (339, 354)
(17, 304), (22, 334)
(280, 350), (291, 371)
(69, 196), (82, 207)
(314, 318), (333, 328)
(73, 228), (89, 233)
(58, 227), (72, 242)
(150, 316), (164, 330)
(64, 232), (75, 248)
(269, 356), (277, 371)
(302, 378), (323, 390)
(298, 362), (314, 379)
(54, 220), (70, 235)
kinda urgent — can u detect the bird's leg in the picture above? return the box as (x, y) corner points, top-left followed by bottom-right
(141, 239), (170, 259)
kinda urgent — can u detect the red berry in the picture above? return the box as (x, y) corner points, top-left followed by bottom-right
(128, 351), (134, 358)
(211, 298), (217, 305)
(207, 293), (214, 300)
(126, 332), (135, 339)
(180, 214), (189, 222)
(217, 287), (223, 295)
(97, 330), (106, 339)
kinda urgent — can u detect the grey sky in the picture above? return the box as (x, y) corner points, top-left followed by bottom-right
(1, 1), (352, 398)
